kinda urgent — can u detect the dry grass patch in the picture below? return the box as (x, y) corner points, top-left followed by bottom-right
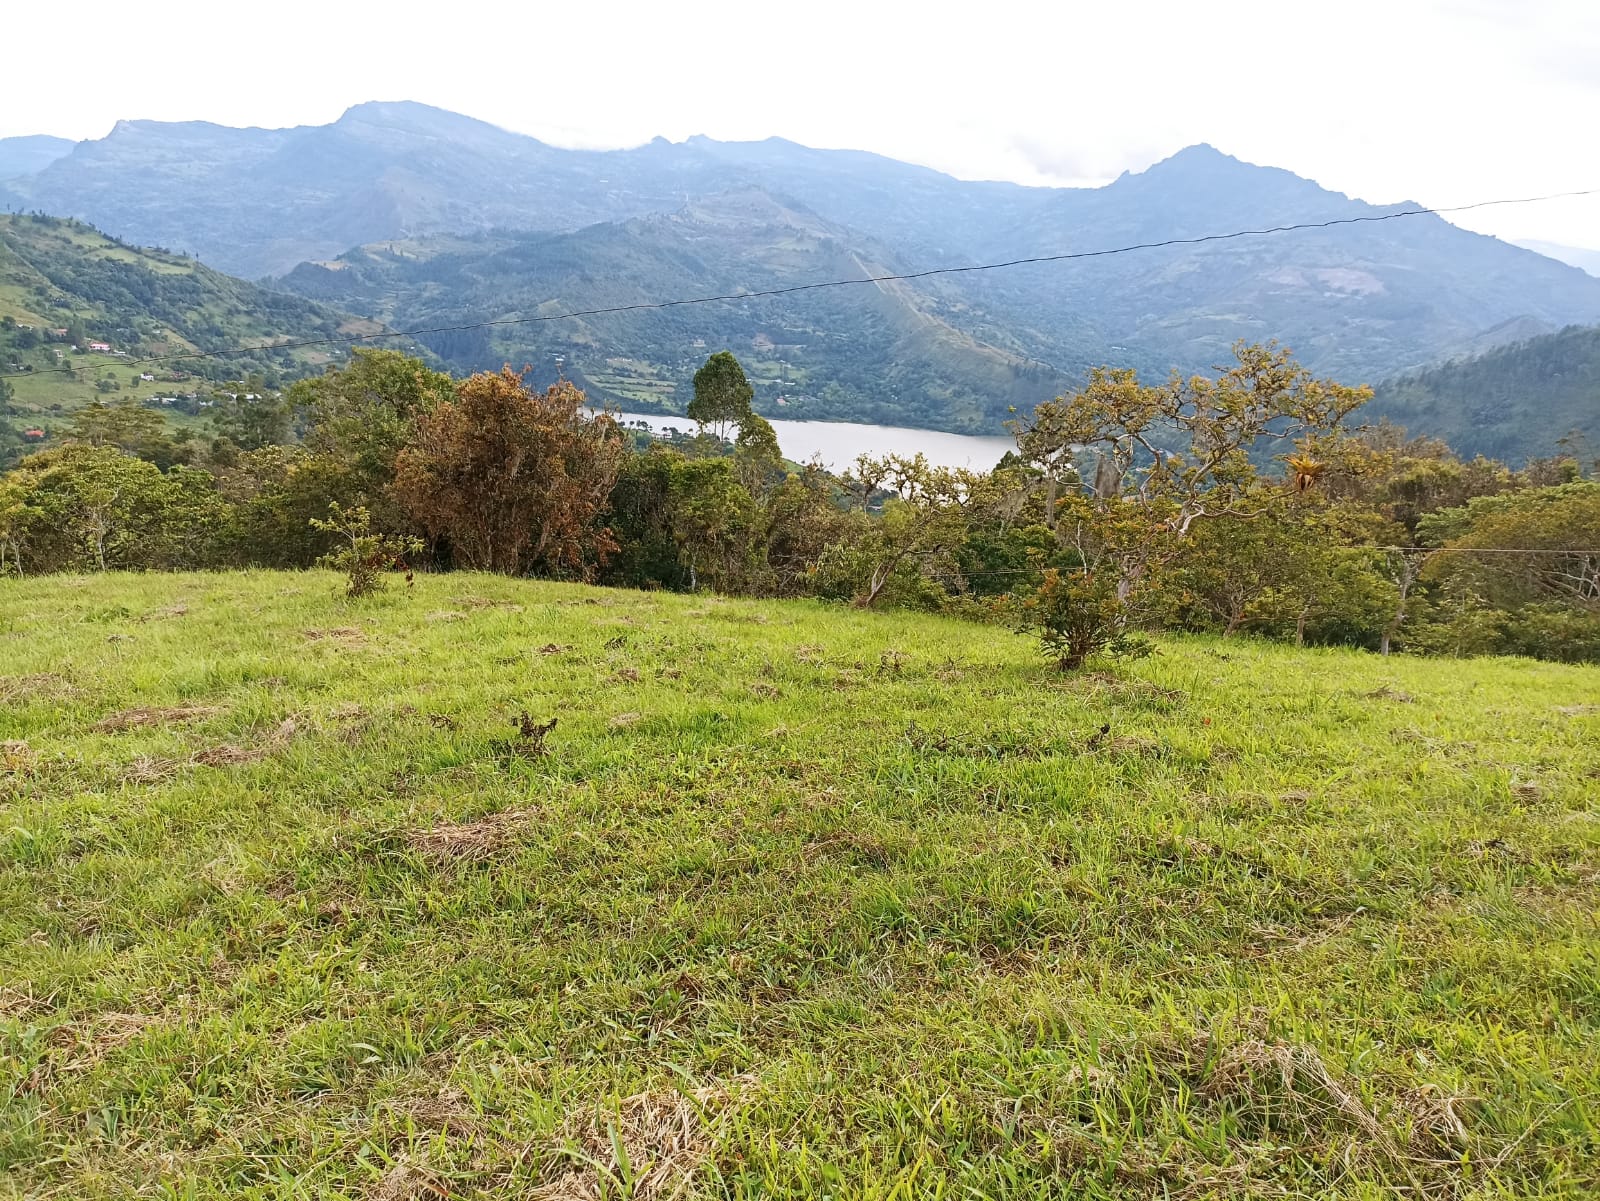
(1365, 684), (1416, 703)
(2, 739), (34, 774)
(385, 1087), (483, 1138)
(303, 626), (367, 645)
(119, 755), (180, 784)
(0, 672), (76, 703)
(1197, 1038), (1470, 1190)
(93, 705), (221, 733)
(529, 1076), (753, 1200)
(137, 604), (190, 622)
(407, 807), (541, 865)
(455, 595), (525, 612)
(368, 1159), (449, 1201)
(25, 1009), (169, 1093)
(190, 717), (299, 767)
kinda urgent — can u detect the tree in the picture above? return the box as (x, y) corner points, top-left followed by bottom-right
(309, 503), (422, 598)
(762, 463), (866, 597)
(211, 391), (291, 451)
(289, 348), (455, 531)
(0, 467), (41, 575)
(394, 369), (624, 576)
(5, 445), (176, 572)
(1166, 500), (1398, 646)
(0, 376), (23, 470)
(833, 453), (995, 609)
(733, 412), (784, 491)
(687, 351), (754, 440)
(1013, 342), (1368, 666)
(69, 399), (187, 469)
(1421, 482), (1600, 612)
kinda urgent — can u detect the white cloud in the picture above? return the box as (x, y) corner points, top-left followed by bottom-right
(4, 0), (1597, 246)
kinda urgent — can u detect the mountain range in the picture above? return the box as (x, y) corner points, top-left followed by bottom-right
(3, 102), (1599, 445)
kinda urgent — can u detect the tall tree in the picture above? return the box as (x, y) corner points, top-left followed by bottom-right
(68, 399), (189, 469)
(733, 412), (785, 492)
(0, 376), (23, 470)
(688, 351), (755, 441)
(289, 348), (455, 529)
(394, 369), (624, 576)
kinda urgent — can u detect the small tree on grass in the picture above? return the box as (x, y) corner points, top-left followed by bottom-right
(309, 502), (421, 599)
(1015, 341), (1368, 668)
(1025, 566), (1154, 670)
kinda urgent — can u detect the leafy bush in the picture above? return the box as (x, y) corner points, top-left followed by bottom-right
(1022, 568), (1154, 671)
(309, 503), (421, 599)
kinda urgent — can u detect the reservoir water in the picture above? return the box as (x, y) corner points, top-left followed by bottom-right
(602, 411), (1017, 474)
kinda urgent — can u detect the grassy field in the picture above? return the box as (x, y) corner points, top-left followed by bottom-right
(1, 571), (1596, 1199)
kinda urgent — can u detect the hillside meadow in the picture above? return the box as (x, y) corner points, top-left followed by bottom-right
(1, 571), (1596, 1199)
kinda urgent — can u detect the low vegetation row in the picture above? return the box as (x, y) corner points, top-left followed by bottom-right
(3, 342), (1597, 664)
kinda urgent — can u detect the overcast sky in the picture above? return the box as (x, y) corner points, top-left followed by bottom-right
(5, 0), (1597, 247)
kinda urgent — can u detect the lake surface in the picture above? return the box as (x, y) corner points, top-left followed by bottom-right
(602, 411), (1018, 474)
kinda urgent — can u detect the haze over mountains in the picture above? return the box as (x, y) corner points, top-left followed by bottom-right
(3, 101), (1598, 447)
(1515, 240), (1600, 278)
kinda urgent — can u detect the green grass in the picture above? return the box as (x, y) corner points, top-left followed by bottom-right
(5, 360), (209, 428)
(1, 571), (1597, 1199)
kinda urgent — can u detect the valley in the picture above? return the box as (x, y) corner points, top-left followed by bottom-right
(5, 107), (1598, 448)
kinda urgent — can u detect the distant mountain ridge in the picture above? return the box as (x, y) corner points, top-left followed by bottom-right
(1515, 240), (1600, 278)
(0, 135), (76, 182)
(5, 102), (1600, 435)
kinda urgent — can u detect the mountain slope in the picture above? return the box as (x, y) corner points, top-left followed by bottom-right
(0, 213), (384, 422)
(961, 146), (1600, 385)
(1369, 323), (1600, 463)
(279, 189), (1069, 431)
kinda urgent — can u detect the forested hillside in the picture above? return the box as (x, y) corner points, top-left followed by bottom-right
(1370, 324), (1600, 462)
(0, 214), (393, 445)
(279, 190), (1071, 430)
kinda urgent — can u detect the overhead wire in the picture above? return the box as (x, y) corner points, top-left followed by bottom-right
(4, 185), (1597, 382)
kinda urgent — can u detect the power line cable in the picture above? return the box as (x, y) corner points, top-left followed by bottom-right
(5, 186), (1597, 383)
